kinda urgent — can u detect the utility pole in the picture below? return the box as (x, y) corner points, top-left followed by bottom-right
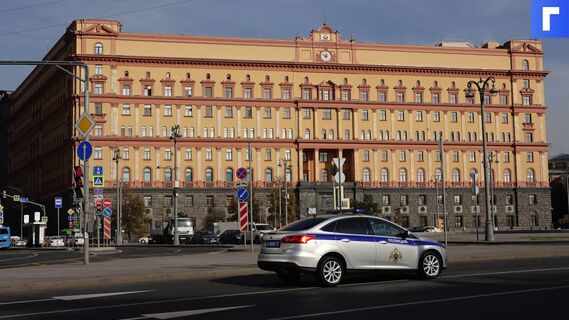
(439, 132), (448, 248)
(170, 125), (181, 245)
(248, 142), (254, 251)
(113, 149), (122, 245)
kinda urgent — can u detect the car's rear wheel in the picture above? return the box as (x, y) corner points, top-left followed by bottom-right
(276, 269), (302, 284)
(317, 256), (344, 287)
(140, 239), (147, 244)
(418, 252), (442, 279)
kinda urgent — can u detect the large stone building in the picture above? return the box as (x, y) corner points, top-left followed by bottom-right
(3, 19), (552, 235)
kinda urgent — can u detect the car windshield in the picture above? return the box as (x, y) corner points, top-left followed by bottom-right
(0, 229), (8, 235)
(255, 225), (273, 230)
(280, 217), (328, 231)
(177, 220), (193, 227)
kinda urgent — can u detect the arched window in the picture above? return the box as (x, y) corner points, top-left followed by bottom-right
(468, 132), (472, 141)
(243, 128), (248, 138)
(224, 128), (228, 138)
(321, 129), (327, 139)
(286, 168), (292, 182)
(402, 131), (407, 141)
(95, 43), (103, 54)
(329, 129), (334, 140)
(381, 168), (389, 182)
(162, 126), (168, 137)
(185, 168), (193, 182)
(434, 168), (442, 181)
(415, 131), (420, 141)
(385, 130), (390, 140)
(226, 168), (234, 182)
(504, 169), (511, 183)
(189, 127), (195, 138)
(320, 169), (328, 182)
(230, 128), (235, 138)
(362, 168), (371, 182)
(417, 168), (425, 183)
(210, 128), (215, 138)
(203, 127), (208, 138)
(304, 129), (311, 139)
(522, 59), (529, 70)
(205, 168), (214, 182)
(250, 128), (254, 137)
(527, 168), (535, 182)
(281, 128), (286, 139)
(378, 130), (383, 140)
(183, 127), (188, 138)
(262, 128), (267, 138)
(143, 168), (152, 182)
(164, 168), (172, 182)
(265, 168), (273, 182)
(396, 131), (401, 140)
(399, 168), (407, 182)
(142, 126), (147, 137)
(345, 129), (351, 140)
(366, 130), (371, 140)
(288, 128), (293, 139)
(122, 168), (130, 182)
(360, 130), (365, 140)
(456, 132), (460, 141)
(450, 132), (455, 141)
(452, 168), (461, 183)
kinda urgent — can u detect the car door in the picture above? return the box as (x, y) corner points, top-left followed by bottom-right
(368, 218), (418, 269)
(334, 217), (376, 269)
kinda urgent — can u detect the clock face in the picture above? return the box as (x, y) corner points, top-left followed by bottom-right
(320, 51), (332, 62)
(320, 33), (331, 41)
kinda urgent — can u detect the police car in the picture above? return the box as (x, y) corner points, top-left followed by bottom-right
(257, 212), (447, 286)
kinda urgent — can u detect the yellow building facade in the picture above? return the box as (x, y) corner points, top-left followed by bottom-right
(6, 19), (551, 232)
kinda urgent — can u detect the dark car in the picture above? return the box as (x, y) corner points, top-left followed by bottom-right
(408, 226), (427, 232)
(218, 229), (243, 244)
(190, 230), (219, 244)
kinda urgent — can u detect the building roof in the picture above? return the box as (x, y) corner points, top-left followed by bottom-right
(550, 153), (569, 161)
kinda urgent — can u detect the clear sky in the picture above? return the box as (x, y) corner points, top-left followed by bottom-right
(1, 0), (567, 155)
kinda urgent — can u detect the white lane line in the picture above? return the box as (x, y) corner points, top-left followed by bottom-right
(0, 253), (38, 262)
(137, 305), (255, 319)
(53, 290), (153, 301)
(439, 266), (569, 279)
(267, 285), (569, 320)
(1, 266), (568, 318)
(0, 299), (53, 306)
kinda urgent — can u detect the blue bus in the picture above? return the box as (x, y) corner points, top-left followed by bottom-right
(0, 226), (10, 249)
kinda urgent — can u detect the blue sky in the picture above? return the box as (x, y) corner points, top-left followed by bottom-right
(1, 0), (567, 154)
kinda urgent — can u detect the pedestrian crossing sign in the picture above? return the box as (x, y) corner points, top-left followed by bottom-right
(93, 175), (104, 187)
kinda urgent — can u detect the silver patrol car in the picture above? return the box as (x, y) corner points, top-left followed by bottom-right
(257, 214), (447, 286)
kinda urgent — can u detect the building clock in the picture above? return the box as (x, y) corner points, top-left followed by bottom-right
(320, 51), (332, 62)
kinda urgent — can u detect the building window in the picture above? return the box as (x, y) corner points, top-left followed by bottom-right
(164, 148), (172, 160)
(342, 109), (351, 120)
(399, 150), (406, 162)
(379, 168), (389, 182)
(283, 89), (291, 100)
(363, 150), (370, 162)
(432, 93), (440, 103)
(527, 152), (534, 163)
(400, 195), (408, 206)
(185, 168), (193, 183)
(206, 195), (214, 207)
(205, 168), (214, 182)
(342, 90), (350, 101)
(143, 104), (152, 116)
(143, 148), (151, 160)
(452, 151), (459, 162)
(144, 85), (152, 96)
(302, 88), (311, 100)
(320, 169), (328, 182)
(163, 105), (172, 117)
(323, 109), (332, 120)
(263, 88), (272, 99)
(450, 112), (458, 122)
(526, 169), (535, 182)
(143, 196), (152, 207)
(417, 168), (425, 182)
(264, 168), (273, 182)
(362, 168), (371, 182)
(416, 111), (423, 122)
(379, 110), (387, 121)
(265, 149), (271, 161)
(164, 85), (172, 97)
(283, 107), (291, 119)
(91, 147), (102, 160)
(263, 107), (272, 118)
(504, 152), (510, 163)
(381, 150), (389, 162)
(303, 108), (311, 119)
(95, 43), (103, 54)
(382, 195), (390, 205)
(398, 110), (405, 121)
(185, 195), (194, 206)
(224, 87), (233, 98)
(319, 151), (328, 163)
(244, 106), (253, 118)
(244, 88), (252, 99)
(204, 87), (213, 98)
(525, 132), (533, 142)
(449, 93), (457, 104)
(529, 194), (538, 204)
(94, 103), (103, 115)
(379, 91), (387, 102)
(399, 169), (407, 182)
(184, 86), (192, 97)
(95, 65), (103, 75)
(433, 112), (441, 122)
(360, 91), (369, 101)
(523, 95), (532, 106)
(94, 83), (103, 94)
(452, 169), (461, 183)
(415, 92), (423, 103)
(504, 169), (511, 183)
(396, 92), (404, 102)
(185, 148), (192, 160)
(361, 109), (369, 121)
(93, 125), (102, 136)
(204, 106), (213, 118)
(417, 151), (424, 162)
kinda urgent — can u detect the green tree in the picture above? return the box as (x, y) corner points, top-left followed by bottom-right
(226, 198), (239, 221)
(121, 190), (146, 240)
(352, 194), (379, 215)
(266, 184), (298, 226)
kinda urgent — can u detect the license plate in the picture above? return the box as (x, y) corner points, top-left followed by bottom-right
(265, 240), (280, 248)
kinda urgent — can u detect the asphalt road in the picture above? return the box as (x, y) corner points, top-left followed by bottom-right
(1, 256), (568, 319)
(0, 246), (226, 269)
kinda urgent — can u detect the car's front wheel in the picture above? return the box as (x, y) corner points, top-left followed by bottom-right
(140, 239), (147, 244)
(317, 256), (344, 287)
(418, 252), (442, 279)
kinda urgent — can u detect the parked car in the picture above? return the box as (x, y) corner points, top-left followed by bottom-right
(190, 230), (219, 244)
(49, 236), (65, 247)
(423, 226), (443, 233)
(243, 223), (275, 244)
(10, 236), (28, 247)
(409, 226), (428, 232)
(139, 236), (151, 244)
(218, 229), (243, 244)
(67, 233), (85, 246)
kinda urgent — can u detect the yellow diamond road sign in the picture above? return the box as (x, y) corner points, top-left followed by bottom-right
(75, 112), (96, 137)
(67, 209), (74, 215)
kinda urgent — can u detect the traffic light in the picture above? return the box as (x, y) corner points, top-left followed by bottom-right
(2, 190), (6, 198)
(74, 166), (84, 198)
(96, 199), (102, 212)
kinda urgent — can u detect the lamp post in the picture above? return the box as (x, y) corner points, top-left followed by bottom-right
(488, 152), (499, 229)
(466, 77), (499, 241)
(112, 149), (122, 245)
(169, 125), (181, 245)
(432, 176), (440, 227)
(278, 159), (292, 225)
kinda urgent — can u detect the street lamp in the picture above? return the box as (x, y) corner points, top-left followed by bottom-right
(488, 152), (499, 229)
(112, 149), (122, 245)
(466, 77), (499, 241)
(169, 125), (182, 245)
(278, 158), (292, 225)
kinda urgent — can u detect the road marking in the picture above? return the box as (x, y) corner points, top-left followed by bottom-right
(439, 266), (569, 279)
(267, 285), (569, 320)
(119, 305), (255, 320)
(53, 290), (153, 301)
(1, 266), (568, 318)
(0, 299), (53, 306)
(0, 253), (38, 262)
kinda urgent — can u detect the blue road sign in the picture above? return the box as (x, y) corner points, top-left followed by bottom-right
(55, 197), (63, 209)
(67, 215), (74, 222)
(77, 141), (93, 161)
(236, 167), (248, 180)
(20, 197), (29, 203)
(94, 188), (103, 195)
(93, 176), (104, 187)
(93, 166), (103, 176)
(103, 207), (112, 217)
(236, 188), (249, 201)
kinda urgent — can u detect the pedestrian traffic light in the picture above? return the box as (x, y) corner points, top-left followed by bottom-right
(96, 199), (102, 212)
(74, 166), (84, 198)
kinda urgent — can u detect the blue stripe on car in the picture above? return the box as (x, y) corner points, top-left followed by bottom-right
(313, 234), (418, 246)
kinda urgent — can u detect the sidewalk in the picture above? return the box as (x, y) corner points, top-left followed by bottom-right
(2, 241), (569, 294)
